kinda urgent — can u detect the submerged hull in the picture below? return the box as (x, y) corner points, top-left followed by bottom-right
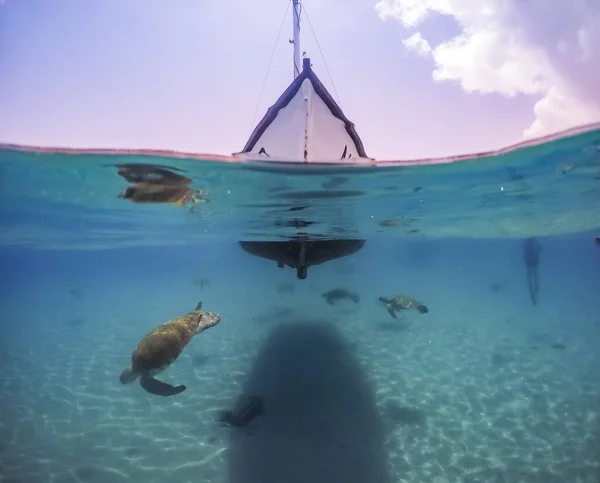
(239, 237), (365, 279)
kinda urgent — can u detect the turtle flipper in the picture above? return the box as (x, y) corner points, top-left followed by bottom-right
(140, 375), (186, 397)
(387, 306), (397, 319)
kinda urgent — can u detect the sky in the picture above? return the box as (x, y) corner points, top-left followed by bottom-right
(1, 0), (599, 160)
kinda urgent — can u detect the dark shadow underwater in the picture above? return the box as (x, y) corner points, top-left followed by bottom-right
(224, 321), (393, 483)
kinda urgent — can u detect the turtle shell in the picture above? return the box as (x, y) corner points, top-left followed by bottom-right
(131, 312), (202, 374)
(389, 295), (420, 310)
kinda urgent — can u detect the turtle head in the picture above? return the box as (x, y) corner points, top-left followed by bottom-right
(378, 296), (390, 305)
(118, 186), (136, 200)
(196, 311), (221, 334)
(119, 365), (141, 384)
(190, 189), (208, 204)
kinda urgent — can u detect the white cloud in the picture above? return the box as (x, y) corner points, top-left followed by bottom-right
(375, 0), (600, 138)
(402, 32), (431, 56)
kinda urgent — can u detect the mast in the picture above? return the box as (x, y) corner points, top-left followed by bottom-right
(292, 0), (301, 79)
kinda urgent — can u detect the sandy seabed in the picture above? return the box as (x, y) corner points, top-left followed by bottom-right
(1, 280), (599, 483)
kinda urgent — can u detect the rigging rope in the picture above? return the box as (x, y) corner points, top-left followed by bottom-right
(249, 0), (292, 136)
(302, 4), (342, 109)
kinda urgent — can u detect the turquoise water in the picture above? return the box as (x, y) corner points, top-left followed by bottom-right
(1, 126), (600, 247)
(1, 130), (600, 483)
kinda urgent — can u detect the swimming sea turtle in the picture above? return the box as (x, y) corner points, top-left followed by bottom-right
(119, 301), (221, 397)
(378, 294), (429, 319)
(119, 183), (208, 207)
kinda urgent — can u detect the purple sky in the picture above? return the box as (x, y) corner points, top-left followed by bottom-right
(1, 0), (599, 160)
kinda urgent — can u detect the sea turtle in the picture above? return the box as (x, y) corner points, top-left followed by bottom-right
(118, 183), (208, 207)
(378, 294), (429, 319)
(119, 301), (221, 397)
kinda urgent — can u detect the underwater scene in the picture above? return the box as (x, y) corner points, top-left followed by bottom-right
(1, 129), (600, 483)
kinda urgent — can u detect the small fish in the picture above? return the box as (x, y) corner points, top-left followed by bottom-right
(218, 395), (264, 428)
(489, 280), (508, 292)
(194, 276), (211, 290)
(321, 289), (360, 305)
